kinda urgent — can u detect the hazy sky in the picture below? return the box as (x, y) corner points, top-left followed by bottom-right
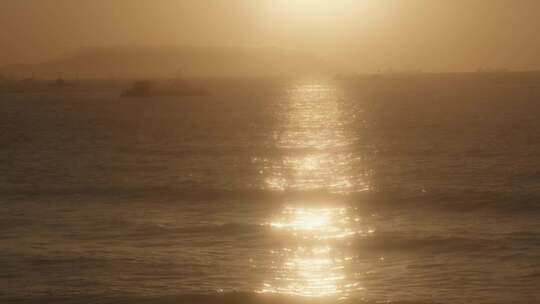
(1, 0), (540, 71)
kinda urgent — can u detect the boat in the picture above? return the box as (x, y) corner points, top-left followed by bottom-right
(121, 79), (206, 98)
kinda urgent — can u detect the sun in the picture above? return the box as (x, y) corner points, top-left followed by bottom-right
(270, 0), (344, 17)
(261, 0), (372, 33)
(282, 0), (332, 13)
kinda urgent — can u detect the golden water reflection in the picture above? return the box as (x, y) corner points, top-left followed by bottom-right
(261, 206), (368, 299)
(259, 83), (369, 194)
(271, 206), (355, 240)
(259, 82), (370, 299)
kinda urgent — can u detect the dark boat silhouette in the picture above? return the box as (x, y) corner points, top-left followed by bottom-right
(51, 78), (75, 88)
(121, 79), (206, 98)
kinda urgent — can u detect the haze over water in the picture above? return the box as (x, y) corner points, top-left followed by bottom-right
(2, 1), (540, 303)
(3, 0), (540, 73)
(1, 76), (539, 303)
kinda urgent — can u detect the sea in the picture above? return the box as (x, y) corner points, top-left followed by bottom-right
(0, 74), (539, 304)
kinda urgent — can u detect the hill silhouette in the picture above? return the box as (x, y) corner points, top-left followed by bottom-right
(0, 46), (336, 79)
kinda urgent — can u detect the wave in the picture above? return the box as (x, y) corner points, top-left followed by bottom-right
(353, 233), (539, 254)
(78, 218), (540, 255)
(0, 292), (441, 304)
(2, 184), (540, 214)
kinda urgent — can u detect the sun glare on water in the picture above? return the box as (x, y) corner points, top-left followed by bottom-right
(261, 206), (362, 298)
(270, 206), (356, 239)
(257, 83), (370, 299)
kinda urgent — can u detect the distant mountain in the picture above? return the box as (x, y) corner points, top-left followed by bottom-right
(0, 46), (336, 79)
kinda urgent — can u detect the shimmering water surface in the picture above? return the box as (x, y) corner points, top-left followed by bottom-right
(1, 76), (539, 303)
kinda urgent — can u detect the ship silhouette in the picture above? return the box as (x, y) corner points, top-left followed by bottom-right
(121, 71), (206, 97)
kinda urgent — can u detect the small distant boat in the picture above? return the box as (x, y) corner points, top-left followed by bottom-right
(121, 79), (206, 98)
(51, 78), (74, 88)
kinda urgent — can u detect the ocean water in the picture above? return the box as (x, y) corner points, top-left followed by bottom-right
(0, 75), (539, 304)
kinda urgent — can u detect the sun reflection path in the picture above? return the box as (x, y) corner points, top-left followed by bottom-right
(261, 206), (368, 299)
(270, 206), (356, 240)
(260, 83), (370, 194)
(258, 82), (371, 299)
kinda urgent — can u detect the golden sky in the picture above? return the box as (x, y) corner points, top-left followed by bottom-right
(1, 0), (540, 71)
